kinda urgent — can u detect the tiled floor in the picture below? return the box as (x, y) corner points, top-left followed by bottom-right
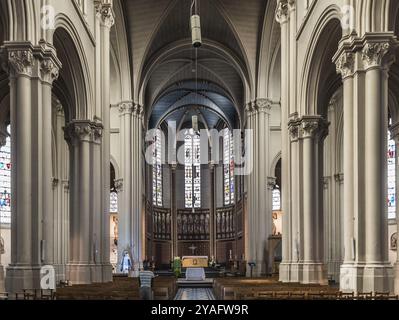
(174, 288), (216, 300)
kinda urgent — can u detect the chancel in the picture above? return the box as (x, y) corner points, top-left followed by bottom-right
(0, 0), (399, 302)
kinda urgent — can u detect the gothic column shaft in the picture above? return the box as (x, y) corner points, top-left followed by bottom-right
(41, 56), (60, 267)
(391, 124), (399, 294)
(96, 1), (115, 281)
(299, 117), (328, 284)
(118, 102), (133, 269)
(288, 119), (300, 281)
(361, 39), (396, 293)
(276, 0), (292, 282)
(302, 128), (315, 264)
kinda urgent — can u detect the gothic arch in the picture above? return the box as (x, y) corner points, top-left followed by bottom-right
(257, 0), (280, 99)
(52, 15), (93, 121)
(111, 0), (133, 103)
(300, 5), (342, 116)
(270, 152), (282, 178)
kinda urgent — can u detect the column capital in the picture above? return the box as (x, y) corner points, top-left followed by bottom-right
(118, 101), (134, 115)
(276, 0), (295, 24)
(267, 177), (277, 190)
(245, 101), (255, 117)
(334, 173), (344, 184)
(288, 118), (301, 142)
(1, 46), (34, 77)
(170, 163), (178, 171)
(132, 103), (144, 119)
(335, 50), (355, 79)
(64, 120), (103, 144)
(299, 116), (329, 140)
(95, 1), (115, 28)
(254, 98), (272, 114)
(323, 177), (330, 190)
(115, 179), (123, 193)
(361, 41), (396, 70)
(40, 58), (60, 85)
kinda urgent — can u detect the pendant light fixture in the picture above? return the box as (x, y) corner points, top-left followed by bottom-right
(190, 0), (202, 48)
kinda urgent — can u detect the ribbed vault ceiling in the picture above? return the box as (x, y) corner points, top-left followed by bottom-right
(122, 0), (267, 129)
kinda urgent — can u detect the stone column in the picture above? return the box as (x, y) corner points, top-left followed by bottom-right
(392, 123), (399, 294)
(117, 101), (133, 273)
(209, 162), (216, 259)
(334, 45), (363, 292)
(244, 99), (272, 277)
(1, 43), (62, 292)
(244, 103), (254, 275)
(171, 164), (177, 259)
(132, 104), (144, 272)
(276, 0), (292, 282)
(362, 39), (395, 293)
(288, 117), (301, 281)
(334, 34), (397, 294)
(65, 121), (96, 284)
(299, 116), (328, 284)
(96, 0), (115, 282)
(40, 51), (60, 275)
(267, 177), (277, 275)
(54, 104), (69, 282)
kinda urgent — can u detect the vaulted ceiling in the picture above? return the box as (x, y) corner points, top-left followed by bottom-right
(120, 0), (268, 129)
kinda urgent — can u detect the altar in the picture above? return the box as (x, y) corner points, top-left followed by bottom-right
(182, 256), (208, 281)
(182, 256), (208, 268)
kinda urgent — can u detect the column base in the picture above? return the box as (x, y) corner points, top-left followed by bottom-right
(300, 262), (327, 285)
(340, 263), (365, 293)
(5, 265), (42, 293)
(90, 264), (103, 283)
(290, 262), (302, 283)
(394, 263), (399, 295)
(278, 262), (291, 282)
(53, 264), (67, 284)
(362, 263), (393, 294)
(327, 260), (342, 283)
(101, 263), (113, 283)
(0, 265), (4, 292)
(67, 263), (95, 285)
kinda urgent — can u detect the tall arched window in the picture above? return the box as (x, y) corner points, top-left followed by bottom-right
(0, 126), (11, 225)
(223, 128), (235, 206)
(185, 129), (201, 208)
(110, 164), (118, 213)
(152, 129), (163, 207)
(388, 119), (396, 219)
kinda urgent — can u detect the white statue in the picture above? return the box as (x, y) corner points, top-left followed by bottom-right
(120, 251), (132, 274)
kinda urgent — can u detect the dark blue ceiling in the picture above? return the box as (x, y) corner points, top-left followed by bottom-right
(149, 81), (237, 130)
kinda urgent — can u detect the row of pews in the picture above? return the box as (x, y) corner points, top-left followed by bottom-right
(0, 276), (177, 300)
(55, 276), (177, 300)
(213, 278), (399, 300)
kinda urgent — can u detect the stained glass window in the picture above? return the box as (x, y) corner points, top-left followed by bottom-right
(152, 129), (163, 207)
(0, 126), (11, 225)
(110, 192), (118, 213)
(273, 186), (281, 211)
(185, 129), (201, 208)
(388, 123), (396, 219)
(223, 129), (235, 206)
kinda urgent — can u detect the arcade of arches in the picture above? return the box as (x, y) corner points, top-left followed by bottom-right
(0, 0), (398, 296)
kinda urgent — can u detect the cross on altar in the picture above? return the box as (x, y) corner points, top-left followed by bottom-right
(189, 244), (197, 255)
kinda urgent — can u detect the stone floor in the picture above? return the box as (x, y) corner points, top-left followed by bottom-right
(174, 288), (215, 300)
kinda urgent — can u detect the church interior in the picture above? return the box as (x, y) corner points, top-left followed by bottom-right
(0, 0), (399, 301)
